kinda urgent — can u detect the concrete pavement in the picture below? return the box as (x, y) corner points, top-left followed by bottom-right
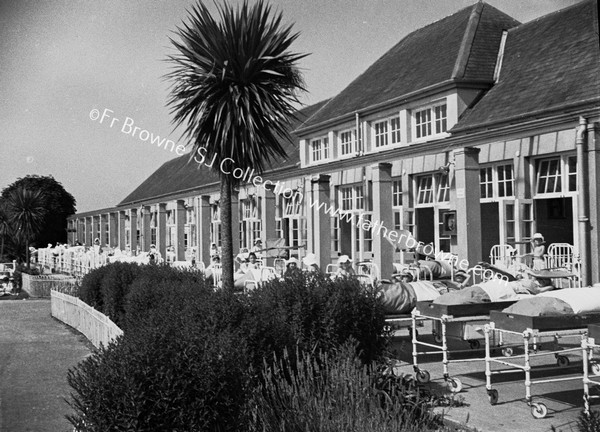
(0, 300), (91, 432)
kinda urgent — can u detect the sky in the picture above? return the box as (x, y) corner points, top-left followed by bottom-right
(0, 0), (582, 213)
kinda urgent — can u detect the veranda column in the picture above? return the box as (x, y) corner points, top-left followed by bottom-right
(371, 163), (394, 280)
(92, 216), (99, 243)
(85, 217), (92, 246)
(157, 203), (167, 259)
(109, 212), (118, 248)
(142, 205), (152, 251)
(99, 214), (107, 247)
(260, 187), (277, 266)
(453, 147), (482, 267)
(311, 174), (331, 271)
(118, 211), (126, 249)
(129, 209), (138, 254)
(197, 196), (212, 266)
(175, 200), (186, 261)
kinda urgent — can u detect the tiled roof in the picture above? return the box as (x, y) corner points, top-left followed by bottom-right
(453, 0), (600, 132)
(299, 2), (519, 130)
(118, 100), (328, 206)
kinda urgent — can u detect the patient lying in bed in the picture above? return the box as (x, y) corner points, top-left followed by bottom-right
(503, 287), (600, 316)
(433, 276), (555, 306)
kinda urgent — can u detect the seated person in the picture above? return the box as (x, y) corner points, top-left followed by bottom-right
(302, 253), (320, 273)
(284, 257), (302, 279)
(235, 248), (250, 266)
(332, 255), (356, 279)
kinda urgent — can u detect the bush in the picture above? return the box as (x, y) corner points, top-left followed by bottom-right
(79, 265), (113, 311)
(241, 272), (387, 369)
(67, 280), (250, 432)
(250, 342), (444, 432)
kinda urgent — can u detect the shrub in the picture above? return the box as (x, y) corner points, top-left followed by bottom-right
(79, 265), (113, 310)
(250, 342), (444, 432)
(241, 272), (387, 369)
(12, 263), (40, 291)
(67, 280), (250, 432)
(577, 409), (600, 432)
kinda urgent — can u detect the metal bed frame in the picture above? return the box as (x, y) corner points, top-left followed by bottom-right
(410, 300), (515, 392)
(582, 323), (600, 416)
(484, 311), (600, 418)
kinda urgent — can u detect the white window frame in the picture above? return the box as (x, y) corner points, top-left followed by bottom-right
(339, 129), (356, 157)
(310, 136), (330, 163)
(480, 163), (515, 202)
(534, 154), (577, 198)
(371, 114), (401, 150)
(412, 101), (448, 140)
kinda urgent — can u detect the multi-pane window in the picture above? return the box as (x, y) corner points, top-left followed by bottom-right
(340, 187), (353, 211)
(392, 180), (403, 207)
(416, 176), (434, 205)
(311, 137), (329, 162)
(437, 175), (449, 202)
(497, 164), (514, 197)
(434, 105), (447, 134)
(567, 156), (577, 192)
(480, 164), (514, 200)
(372, 115), (401, 148)
(354, 186), (364, 210)
(211, 204), (221, 248)
(536, 158), (562, 194)
(535, 155), (577, 195)
(414, 103), (447, 139)
(374, 121), (388, 148)
(416, 174), (449, 205)
(240, 198), (260, 249)
(390, 116), (401, 144)
(339, 130), (355, 156)
(331, 217), (339, 253)
(480, 167), (494, 199)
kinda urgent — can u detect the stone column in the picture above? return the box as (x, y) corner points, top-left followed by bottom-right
(157, 203), (167, 259)
(109, 212), (118, 248)
(142, 206), (152, 251)
(311, 174), (332, 271)
(175, 200), (186, 261)
(197, 196), (212, 266)
(453, 147), (482, 267)
(261, 188), (277, 266)
(371, 163), (394, 280)
(129, 209), (138, 254)
(118, 211), (126, 250)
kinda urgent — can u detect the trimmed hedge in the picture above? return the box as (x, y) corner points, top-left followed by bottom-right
(66, 266), (402, 431)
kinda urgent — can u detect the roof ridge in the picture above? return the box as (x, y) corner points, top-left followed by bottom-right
(452, 2), (483, 79)
(509, 0), (591, 31)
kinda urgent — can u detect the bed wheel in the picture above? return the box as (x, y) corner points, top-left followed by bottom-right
(447, 378), (462, 393)
(487, 389), (499, 405)
(502, 347), (513, 357)
(531, 402), (548, 419)
(416, 370), (430, 384)
(557, 355), (570, 368)
(591, 362), (600, 376)
(433, 332), (443, 344)
(468, 340), (480, 350)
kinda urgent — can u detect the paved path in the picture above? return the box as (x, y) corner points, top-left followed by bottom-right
(0, 300), (91, 432)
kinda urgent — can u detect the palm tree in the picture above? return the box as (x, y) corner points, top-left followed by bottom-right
(6, 187), (46, 270)
(0, 200), (10, 259)
(166, 0), (305, 289)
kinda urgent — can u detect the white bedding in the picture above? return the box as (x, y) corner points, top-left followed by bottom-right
(538, 288), (600, 314)
(410, 281), (443, 301)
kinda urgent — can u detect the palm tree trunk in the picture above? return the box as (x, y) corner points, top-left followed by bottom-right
(220, 175), (234, 290)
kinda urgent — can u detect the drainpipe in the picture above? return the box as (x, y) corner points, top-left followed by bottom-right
(576, 116), (589, 286)
(355, 112), (361, 154)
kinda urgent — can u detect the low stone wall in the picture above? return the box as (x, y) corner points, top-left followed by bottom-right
(22, 273), (77, 298)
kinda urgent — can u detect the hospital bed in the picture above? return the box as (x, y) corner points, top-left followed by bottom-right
(484, 287), (600, 418)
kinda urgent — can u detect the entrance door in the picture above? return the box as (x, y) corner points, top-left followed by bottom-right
(481, 203), (500, 261)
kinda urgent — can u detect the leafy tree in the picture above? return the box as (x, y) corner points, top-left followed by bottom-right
(6, 187), (46, 269)
(0, 200), (9, 259)
(166, 0), (305, 289)
(1, 175), (76, 249)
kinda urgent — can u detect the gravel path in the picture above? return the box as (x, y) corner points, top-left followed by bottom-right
(0, 299), (91, 432)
